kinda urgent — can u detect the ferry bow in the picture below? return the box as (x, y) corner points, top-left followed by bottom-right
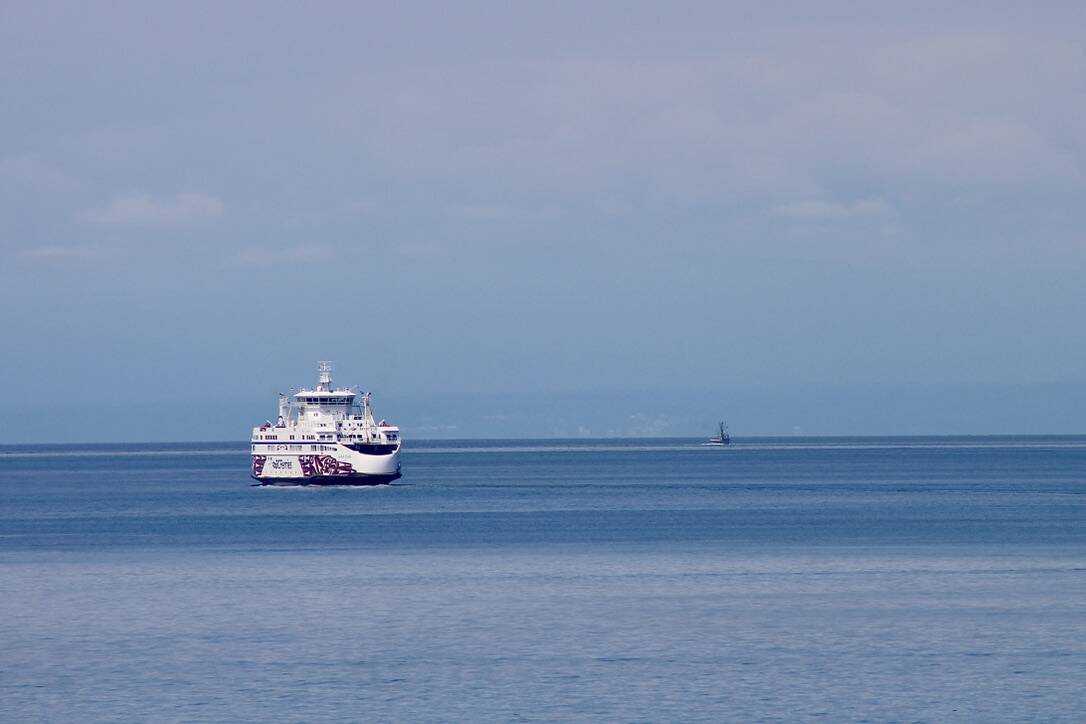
(251, 362), (402, 485)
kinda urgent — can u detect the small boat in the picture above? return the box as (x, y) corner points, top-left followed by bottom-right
(703, 421), (731, 446)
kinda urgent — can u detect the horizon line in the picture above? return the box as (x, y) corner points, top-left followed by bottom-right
(4, 432), (1086, 448)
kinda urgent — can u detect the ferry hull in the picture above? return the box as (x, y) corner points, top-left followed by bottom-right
(253, 471), (401, 486)
(250, 446), (400, 485)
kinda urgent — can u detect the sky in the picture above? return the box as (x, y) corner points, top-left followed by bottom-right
(2, 2), (1085, 441)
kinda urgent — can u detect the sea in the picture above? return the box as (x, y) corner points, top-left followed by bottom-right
(1, 437), (1083, 722)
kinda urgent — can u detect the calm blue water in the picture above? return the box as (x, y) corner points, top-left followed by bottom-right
(1, 437), (1084, 721)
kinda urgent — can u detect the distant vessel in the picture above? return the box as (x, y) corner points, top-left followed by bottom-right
(703, 421), (731, 447)
(250, 362), (401, 485)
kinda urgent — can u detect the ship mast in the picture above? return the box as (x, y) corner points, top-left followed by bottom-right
(318, 361), (333, 392)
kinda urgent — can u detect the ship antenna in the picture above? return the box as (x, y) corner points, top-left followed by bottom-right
(318, 361), (333, 391)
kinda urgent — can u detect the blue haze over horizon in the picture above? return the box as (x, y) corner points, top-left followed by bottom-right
(3, 2), (1085, 442)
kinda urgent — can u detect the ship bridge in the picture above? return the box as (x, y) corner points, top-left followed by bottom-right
(291, 364), (358, 423)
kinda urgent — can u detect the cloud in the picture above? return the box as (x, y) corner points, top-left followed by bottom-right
(0, 154), (73, 193)
(448, 203), (562, 222)
(774, 198), (895, 220)
(771, 197), (903, 247)
(19, 244), (99, 261)
(86, 191), (224, 226)
(343, 199), (378, 215)
(234, 242), (332, 265)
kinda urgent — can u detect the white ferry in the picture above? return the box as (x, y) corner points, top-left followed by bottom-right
(251, 362), (401, 485)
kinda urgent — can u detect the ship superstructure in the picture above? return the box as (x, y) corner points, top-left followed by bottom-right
(251, 362), (401, 485)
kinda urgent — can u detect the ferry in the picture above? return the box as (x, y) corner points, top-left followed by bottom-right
(251, 362), (401, 485)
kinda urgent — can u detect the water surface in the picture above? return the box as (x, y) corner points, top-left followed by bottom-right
(1, 437), (1083, 721)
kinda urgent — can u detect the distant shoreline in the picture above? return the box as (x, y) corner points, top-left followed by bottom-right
(4, 433), (1086, 453)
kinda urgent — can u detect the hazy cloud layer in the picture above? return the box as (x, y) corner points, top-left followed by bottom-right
(235, 242), (332, 265)
(18, 244), (100, 262)
(86, 191), (224, 226)
(775, 199), (894, 221)
(2, 2), (1085, 434)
